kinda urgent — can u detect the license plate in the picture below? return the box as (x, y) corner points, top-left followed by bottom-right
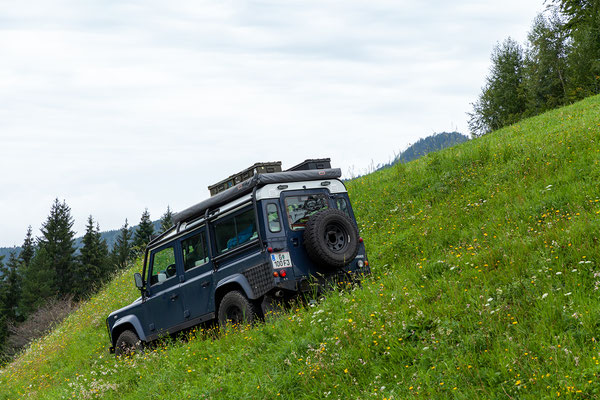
(271, 252), (292, 268)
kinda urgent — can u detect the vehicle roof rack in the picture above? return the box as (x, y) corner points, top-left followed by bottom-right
(173, 168), (342, 225)
(208, 162), (282, 197)
(286, 158), (331, 171)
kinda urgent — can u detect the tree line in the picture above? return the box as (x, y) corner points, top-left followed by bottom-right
(469, 0), (600, 136)
(0, 199), (174, 361)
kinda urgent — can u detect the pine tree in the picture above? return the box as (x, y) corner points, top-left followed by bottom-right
(20, 226), (35, 268)
(19, 246), (56, 315)
(73, 216), (110, 299)
(0, 255), (5, 352)
(20, 199), (76, 313)
(0, 252), (23, 322)
(133, 208), (154, 251)
(38, 199), (77, 295)
(160, 206), (174, 233)
(111, 219), (132, 269)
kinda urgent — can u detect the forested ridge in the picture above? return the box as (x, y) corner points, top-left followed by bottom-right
(469, 0), (600, 136)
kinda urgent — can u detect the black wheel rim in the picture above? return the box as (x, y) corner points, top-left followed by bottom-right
(324, 223), (348, 252)
(226, 306), (243, 324)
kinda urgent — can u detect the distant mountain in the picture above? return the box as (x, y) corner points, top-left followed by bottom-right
(0, 220), (162, 263)
(395, 131), (469, 164)
(373, 131), (469, 172)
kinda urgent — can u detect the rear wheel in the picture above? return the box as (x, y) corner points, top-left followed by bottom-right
(218, 290), (259, 326)
(115, 329), (142, 357)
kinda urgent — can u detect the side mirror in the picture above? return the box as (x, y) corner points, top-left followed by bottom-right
(134, 273), (144, 289)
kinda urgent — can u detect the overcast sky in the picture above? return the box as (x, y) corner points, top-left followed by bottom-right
(0, 0), (544, 247)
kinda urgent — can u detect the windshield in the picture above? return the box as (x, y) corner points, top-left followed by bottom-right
(284, 194), (329, 230)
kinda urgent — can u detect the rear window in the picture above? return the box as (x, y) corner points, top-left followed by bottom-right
(285, 194), (329, 230)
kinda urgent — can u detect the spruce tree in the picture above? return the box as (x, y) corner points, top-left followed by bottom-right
(111, 219), (132, 269)
(19, 246), (56, 315)
(73, 216), (110, 299)
(20, 199), (76, 312)
(0, 253), (6, 355)
(20, 226), (35, 268)
(133, 208), (154, 251)
(160, 206), (174, 233)
(0, 252), (23, 322)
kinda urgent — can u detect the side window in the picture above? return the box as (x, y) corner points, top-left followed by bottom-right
(214, 208), (258, 254)
(266, 203), (281, 233)
(149, 246), (176, 286)
(336, 198), (350, 216)
(182, 231), (209, 272)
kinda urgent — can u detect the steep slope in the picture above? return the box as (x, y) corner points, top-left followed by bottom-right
(1, 95), (599, 399)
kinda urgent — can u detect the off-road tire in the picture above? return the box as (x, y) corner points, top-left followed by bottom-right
(304, 209), (359, 268)
(218, 290), (259, 326)
(115, 329), (142, 357)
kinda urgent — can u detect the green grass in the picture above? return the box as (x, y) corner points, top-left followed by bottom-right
(1, 95), (600, 399)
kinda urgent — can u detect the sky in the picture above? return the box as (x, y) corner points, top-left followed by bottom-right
(0, 0), (545, 247)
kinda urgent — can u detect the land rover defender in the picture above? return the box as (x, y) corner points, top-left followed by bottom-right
(106, 159), (370, 355)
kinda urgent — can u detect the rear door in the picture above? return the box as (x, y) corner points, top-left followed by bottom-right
(281, 189), (331, 276)
(180, 227), (215, 321)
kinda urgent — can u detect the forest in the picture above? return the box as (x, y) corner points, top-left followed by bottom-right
(0, 201), (173, 362)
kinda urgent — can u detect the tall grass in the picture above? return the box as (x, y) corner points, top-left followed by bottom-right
(1, 95), (599, 399)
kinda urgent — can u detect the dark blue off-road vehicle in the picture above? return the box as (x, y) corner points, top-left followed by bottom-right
(106, 159), (370, 355)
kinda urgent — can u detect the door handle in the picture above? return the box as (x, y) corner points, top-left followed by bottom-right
(201, 281), (210, 288)
(292, 238), (299, 247)
(170, 293), (178, 301)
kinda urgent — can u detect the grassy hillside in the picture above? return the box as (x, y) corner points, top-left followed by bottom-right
(1, 95), (600, 399)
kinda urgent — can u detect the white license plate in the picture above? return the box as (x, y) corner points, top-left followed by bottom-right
(271, 252), (292, 269)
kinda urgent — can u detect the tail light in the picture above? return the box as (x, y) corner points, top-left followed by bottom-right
(280, 270), (287, 278)
(359, 237), (364, 243)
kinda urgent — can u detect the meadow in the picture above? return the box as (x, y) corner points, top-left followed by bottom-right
(1, 95), (599, 399)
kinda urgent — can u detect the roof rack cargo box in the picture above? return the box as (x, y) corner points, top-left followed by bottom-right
(208, 161), (282, 196)
(174, 168), (342, 225)
(287, 158), (331, 171)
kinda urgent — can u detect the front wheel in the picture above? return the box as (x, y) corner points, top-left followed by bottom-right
(218, 291), (259, 326)
(115, 329), (142, 357)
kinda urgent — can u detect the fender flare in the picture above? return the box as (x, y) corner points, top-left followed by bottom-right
(112, 314), (147, 343)
(216, 273), (256, 299)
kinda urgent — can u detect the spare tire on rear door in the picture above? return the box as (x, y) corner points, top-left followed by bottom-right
(303, 209), (359, 269)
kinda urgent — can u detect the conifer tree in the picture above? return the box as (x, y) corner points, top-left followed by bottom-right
(111, 219), (132, 269)
(19, 246), (56, 315)
(160, 206), (174, 233)
(133, 208), (154, 251)
(38, 199), (77, 295)
(73, 216), (110, 299)
(0, 255), (5, 350)
(0, 252), (23, 322)
(20, 199), (76, 313)
(20, 226), (35, 268)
